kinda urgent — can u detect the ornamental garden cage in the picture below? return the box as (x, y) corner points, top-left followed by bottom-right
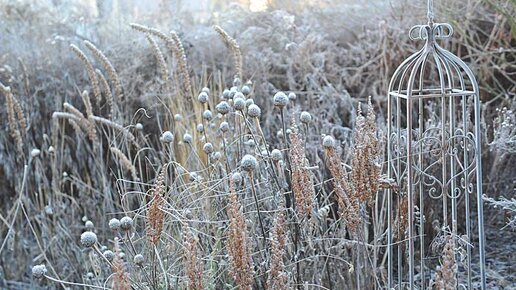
(385, 0), (486, 289)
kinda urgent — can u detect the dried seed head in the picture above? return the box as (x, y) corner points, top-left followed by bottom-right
(271, 149), (282, 161)
(48, 146), (55, 154)
(241, 154), (258, 172)
(231, 172), (243, 184)
(220, 121), (229, 132)
(196, 124), (204, 133)
(216, 101), (230, 115)
(85, 220), (94, 230)
(273, 92), (289, 108)
(322, 135), (335, 148)
(233, 92), (244, 100)
(120, 216), (133, 231)
(201, 87), (210, 94)
(103, 250), (115, 261)
(161, 131), (174, 143)
(31, 148), (41, 158)
(183, 133), (193, 143)
(288, 92), (297, 100)
(300, 111), (312, 124)
(233, 77), (241, 87)
(229, 86), (238, 98)
(245, 98), (254, 107)
(174, 114), (183, 122)
(203, 110), (213, 121)
(197, 92), (209, 103)
(247, 104), (261, 118)
(109, 218), (120, 231)
(223, 89), (230, 99)
(135, 123), (143, 130)
(134, 254), (145, 266)
(80, 231), (97, 248)
(32, 264), (47, 279)
(203, 142), (214, 154)
(234, 97), (245, 110)
(241, 85), (251, 95)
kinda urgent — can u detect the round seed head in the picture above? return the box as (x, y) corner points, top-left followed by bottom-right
(196, 124), (204, 133)
(222, 89), (230, 100)
(48, 146), (55, 154)
(31, 149), (41, 158)
(32, 264), (47, 279)
(212, 151), (222, 161)
(288, 92), (297, 100)
(134, 254), (145, 266)
(233, 92), (244, 100)
(245, 98), (254, 107)
(108, 218), (120, 231)
(241, 85), (251, 95)
(85, 220), (94, 230)
(135, 123), (143, 130)
(273, 91), (289, 107)
(300, 111), (312, 124)
(216, 101), (230, 115)
(183, 133), (193, 143)
(86, 272), (94, 279)
(201, 87), (210, 94)
(120, 216), (133, 231)
(103, 250), (115, 261)
(197, 92), (209, 103)
(80, 231), (97, 248)
(161, 131), (174, 143)
(241, 154), (258, 172)
(202, 110), (213, 121)
(233, 77), (241, 87)
(203, 142), (214, 154)
(233, 97), (245, 110)
(247, 104), (261, 118)
(271, 149), (282, 161)
(220, 121), (229, 132)
(231, 172), (242, 184)
(322, 135), (335, 148)
(174, 114), (183, 122)
(229, 86), (238, 98)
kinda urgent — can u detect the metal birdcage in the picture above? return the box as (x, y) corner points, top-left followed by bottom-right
(386, 0), (486, 289)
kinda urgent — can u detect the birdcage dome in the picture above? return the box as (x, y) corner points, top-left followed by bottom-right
(389, 22), (479, 101)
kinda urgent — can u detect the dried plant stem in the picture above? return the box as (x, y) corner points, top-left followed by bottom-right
(96, 69), (114, 118)
(248, 173), (267, 248)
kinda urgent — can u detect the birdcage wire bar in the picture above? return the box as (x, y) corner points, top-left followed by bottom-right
(385, 1), (486, 289)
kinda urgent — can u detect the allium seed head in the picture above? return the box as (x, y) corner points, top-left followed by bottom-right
(85, 220), (94, 229)
(196, 124), (204, 133)
(120, 216), (133, 231)
(31, 264), (47, 279)
(212, 151), (222, 161)
(183, 133), (193, 143)
(245, 98), (254, 107)
(288, 92), (297, 100)
(271, 149), (282, 161)
(233, 92), (244, 100)
(197, 92), (209, 103)
(220, 121), (229, 132)
(109, 218), (120, 231)
(216, 101), (230, 115)
(241, 154), (258, 172)
(135, 123), (143, 130)
(48, 146), (55, 154)
(233, 97), (245, 110)
(103, 250), (114, 261)
(222, 89), (230, 99)
(229, 86), (238, 98)
(323, 135), (336, 148)
(231, 172), (242, 184)
(174, 114), (183, 122)
(80, 231), (97, 248)
(242, 85), (251, 95)
(86, 272), (94, 279)
(203, 110), (213, 121)
(273, 91), (289, 107)
(247, 104), (261, 118)
(300, 111), (312, 124)
(201, 87), (210, 94)
(203, 142), (214, 154)
(134, 254), (145, 266)
(31, 149), (41, 158)
(233, 77), (241, 87)
(161, 131), (174, 143)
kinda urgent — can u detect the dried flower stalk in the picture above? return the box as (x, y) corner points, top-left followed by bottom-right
(289, 125), (315, 217)
(147, 166), (166, 245)
(267, 208), (288, 290)
(70, 44), (102, 107)
(183, 226), (204, 290)
(213, 25), (243, 80)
